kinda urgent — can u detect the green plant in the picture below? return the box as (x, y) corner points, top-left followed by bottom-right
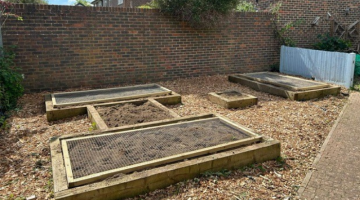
(236, 1), (256, 12)
(201, 169), (231, 177)
(270, 62), (280, 72)
(138, 0), (159, 9)
(274, 19), (304, 47)
(157, 0), (239, 28)
(89, 122), (97, 131)
(313, 33), (352, 52)
(0, 46), (23, 127)
(269, 1), (303, 47)
(73, 0), (91, 6)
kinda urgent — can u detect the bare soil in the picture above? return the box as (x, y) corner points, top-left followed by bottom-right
(218, 90), (244, 100)
(0, 75), (348, 200)
(96, 101), (173, 128)
(68, 118), (250, 179)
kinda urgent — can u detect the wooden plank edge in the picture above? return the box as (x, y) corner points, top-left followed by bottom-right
(50, 137), (68, 193)
(292, 85), (341, 101)
(215, 114), (261, 138)
(87, 105), (108, 131)
(148, 98), (181, 118)
(52, 84), (169, 96)
(61, 140), (74, 188)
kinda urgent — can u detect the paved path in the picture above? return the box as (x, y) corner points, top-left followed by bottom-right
(299, 92), (360, 199)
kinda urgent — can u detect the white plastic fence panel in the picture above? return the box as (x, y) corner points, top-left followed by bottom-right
(280, 46), (355, 88)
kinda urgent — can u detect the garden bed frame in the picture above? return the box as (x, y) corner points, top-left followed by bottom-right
(229, 73), (340, 101)
(88, 98), (180, 131)
(208, 91), (258, 109)
(51, 84), (172, 108)
(45, 91), (182, 122)
(50, 113), (280, 200)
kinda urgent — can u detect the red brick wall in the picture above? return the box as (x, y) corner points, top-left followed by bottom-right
(247, 0), (360, 48)
(3, 5), (279, 92)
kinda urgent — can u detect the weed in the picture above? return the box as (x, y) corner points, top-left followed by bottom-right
(202, 169), (231, 177)
(5, 194), (25, 200)
(34, 160), (43, 169)
(234, 191), (248, 199)
(193, 177), (200, 183)
(89, 122), (96, 131)
(276, 156), (285, 165)
(258, 165), (266, 173)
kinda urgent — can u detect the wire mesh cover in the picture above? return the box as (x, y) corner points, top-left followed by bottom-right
(54, 84), (169, 105)
(66, 118), (251, 179)
(243, 72), (328, 89)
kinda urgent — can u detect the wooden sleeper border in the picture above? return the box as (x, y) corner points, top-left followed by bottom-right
(208, 91), (258, 109)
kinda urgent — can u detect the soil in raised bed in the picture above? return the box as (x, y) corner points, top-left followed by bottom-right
(96, 101), (173, 128)
(66, 118), (251, 179)
(218, 90), (244, 100)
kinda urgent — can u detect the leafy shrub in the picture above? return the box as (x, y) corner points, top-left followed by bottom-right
(274, 19), (303, 47)
(0, 46), (23, 126)
(138, 0), (159, 9)
(157, 0), (239, 28)
(236, 1), (256, 12)
(269, 62), (280, 72)
(313, 33), (352, 52)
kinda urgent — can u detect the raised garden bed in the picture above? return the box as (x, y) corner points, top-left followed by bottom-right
(88, 99), (180, 131)
(229, 72), (340, 101)
(51, 114), (280, 200)
(208, 90), (257, 109)
(52, 84), (171, 108)
(45, 89), (182, 122)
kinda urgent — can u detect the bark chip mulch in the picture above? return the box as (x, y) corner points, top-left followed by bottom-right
(0, 75), (348, 200)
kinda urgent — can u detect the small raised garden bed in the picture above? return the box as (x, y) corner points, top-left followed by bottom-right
(208, 90), (257, 109)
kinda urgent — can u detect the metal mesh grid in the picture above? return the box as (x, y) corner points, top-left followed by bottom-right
(243, 72), (327, 89)
(65, 118), (251, 179)
(54, 84), (168, 105)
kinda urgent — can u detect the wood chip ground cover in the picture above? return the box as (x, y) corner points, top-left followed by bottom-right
(0, 75), (348, 200)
